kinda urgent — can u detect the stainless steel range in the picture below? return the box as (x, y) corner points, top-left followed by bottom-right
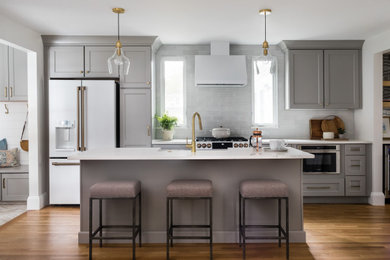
(195, 137), (249, 150)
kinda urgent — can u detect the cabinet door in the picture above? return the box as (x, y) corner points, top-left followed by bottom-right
(345, 176), (366, 196)
(8, 47), (28, 101)
(345, 156), (366, 176)
(303, 178), (344, 196)
(2, 173), (29, 201)
(324, 50), (360, 109)
(84, 46), (118, 77)
(120, 88), (151, 147)
(0, 44), (9, 101)
(120, 47), (151, 88)
(49, 46), (84, 77)
(288, 50), (324, 109)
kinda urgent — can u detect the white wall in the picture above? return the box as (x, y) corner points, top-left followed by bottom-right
(155, 44), (355, 139)
(355, 29), (390, 205)
(0, 14), (47, 209)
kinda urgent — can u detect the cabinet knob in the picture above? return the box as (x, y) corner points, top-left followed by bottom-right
(4, 87), (7, 98)
(86, 71), (90, 74)
(146, 81), (151, 85)
(147, 125), (151, 136)
(2, 178), (5, 189)
(80, 71), (84, 74)
(9, 87), (13, 97)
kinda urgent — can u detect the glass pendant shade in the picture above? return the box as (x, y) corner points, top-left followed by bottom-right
(108, 41), (130, 75)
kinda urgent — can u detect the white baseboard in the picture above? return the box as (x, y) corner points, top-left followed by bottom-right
(27, 192), (48, 210)
(78, 230), (306, 244)
(368, 192), (385, 206)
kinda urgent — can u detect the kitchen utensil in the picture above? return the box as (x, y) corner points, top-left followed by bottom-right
(211, 126), (230, 139)
(323, 131), (335, 139)
(20, 110), (28, 152)
(249, 128), (262, 152)
(269, 139), (288, 150)
(310, 119), (323, 140)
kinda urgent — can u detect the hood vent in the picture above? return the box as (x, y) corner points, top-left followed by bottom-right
(195, 41), (247, 87)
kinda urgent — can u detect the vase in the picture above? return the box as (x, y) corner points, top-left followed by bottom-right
(339, 134), (346, 139)
(162, 129), (174, 141)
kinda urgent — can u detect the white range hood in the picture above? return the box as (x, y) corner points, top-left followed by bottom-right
(195, 41), (247, 87)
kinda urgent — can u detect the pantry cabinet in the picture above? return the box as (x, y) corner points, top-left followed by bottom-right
(49, 46), (84, 77)
(0, 44), (28, 101)
(84, 46), (118, 77)
(120, 47), (151, 88)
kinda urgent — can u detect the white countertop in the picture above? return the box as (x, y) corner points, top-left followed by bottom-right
(152, 139), (371, 145)
(68, 147), (314, 161)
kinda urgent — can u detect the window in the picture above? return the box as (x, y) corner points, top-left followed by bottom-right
(161, 58), (185, 125)
(252, 58), (278, 127)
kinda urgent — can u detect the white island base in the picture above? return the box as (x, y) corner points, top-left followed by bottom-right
(71, 148), (314, 244)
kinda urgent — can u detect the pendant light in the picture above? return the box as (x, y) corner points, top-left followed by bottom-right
(256, 9), (276, 75)
(107, 7), (130, 75)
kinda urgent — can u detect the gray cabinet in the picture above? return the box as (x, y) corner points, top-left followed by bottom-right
(120, 88), (151, 147)
(84, 46), (118, 77)
(120, 47), (151, 88)
(2, 173), (29, 201)
(303, 178), (344, 196)
(345, 155), (366, 176)
(0, 45), (28, 101)
(49, 46), (84, 77)
(345, 144), (366, 155)
(324, 50), (360, 109)
(287, 50), (324, 109)
(345, 176), (366, 196)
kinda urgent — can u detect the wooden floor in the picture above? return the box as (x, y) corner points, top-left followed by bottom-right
(0, 204), (389, 259)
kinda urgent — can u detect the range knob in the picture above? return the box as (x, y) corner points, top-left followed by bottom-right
(197, 143), (201, 148)
(239, 143), (243, 148)
(207, 144), (212, 148)
(202, 143), (207, 148)
(244, 143), (249, 148)
(234, 143), (239, 148)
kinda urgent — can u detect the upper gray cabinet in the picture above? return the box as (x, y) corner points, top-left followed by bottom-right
(324, 50), (359, 109)
(281, 40), (363, 110)
(0, 45), (28, 101)
(288, 50), (324, 109)
(120, 47), (151, 88)
(50, 46), (84, 77)
(84, 46), (118, 77)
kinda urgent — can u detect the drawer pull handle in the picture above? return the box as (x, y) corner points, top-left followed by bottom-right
(52, 162), (80, 166)
(2, 178), (5, 189)
(350, 148), (361, 152)
(307, 186), (330, 190)
(351, 164), (361, 167)
(350, 185), (361, 188)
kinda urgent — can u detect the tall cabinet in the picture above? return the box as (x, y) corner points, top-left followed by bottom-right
(45, 36), (156, 147)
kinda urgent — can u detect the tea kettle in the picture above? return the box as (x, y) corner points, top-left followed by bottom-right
(249, 128), (262, 152)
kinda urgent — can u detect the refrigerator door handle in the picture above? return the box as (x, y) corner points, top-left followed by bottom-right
(77, 87), (81, 151)
(52, 162), (81, 166)
(81, 86), (86, 151)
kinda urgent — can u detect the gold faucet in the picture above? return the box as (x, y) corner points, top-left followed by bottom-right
(186, 112), (203, 153)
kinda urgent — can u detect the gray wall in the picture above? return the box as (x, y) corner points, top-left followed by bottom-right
(155, 44), (355, 139)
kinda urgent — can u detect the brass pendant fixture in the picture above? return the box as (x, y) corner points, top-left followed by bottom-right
(259, 9), (272, 56)
(107, 7), (130, 75)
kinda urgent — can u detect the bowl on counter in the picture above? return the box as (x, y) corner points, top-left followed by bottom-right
(211, 127), (231, 139)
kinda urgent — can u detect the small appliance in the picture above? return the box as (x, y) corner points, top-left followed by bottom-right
(195, 137), (249, 150)
(299, 145), (341, 174)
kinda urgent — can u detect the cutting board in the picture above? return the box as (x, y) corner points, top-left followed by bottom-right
(310, 119), (323, 140)
(321, 116), (345, 138)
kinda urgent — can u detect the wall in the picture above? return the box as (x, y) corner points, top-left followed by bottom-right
(355, 29), (390, 205)
(155, 44), (355, 140)
(0, 14), (47, 209)
(0, 103), (28, 165)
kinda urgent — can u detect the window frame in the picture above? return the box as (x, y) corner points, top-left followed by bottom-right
(160, 56), (187, 127)
(251, 56), (279, 128)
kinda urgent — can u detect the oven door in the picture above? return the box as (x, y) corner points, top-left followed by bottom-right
(302, 150), (341, 174)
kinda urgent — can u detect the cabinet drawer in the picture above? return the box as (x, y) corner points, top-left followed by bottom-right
(303, 179), (344, 196)
(345, 176), (366, 196)
(345, 144), (366, 155)
(345, 156), (366, 176)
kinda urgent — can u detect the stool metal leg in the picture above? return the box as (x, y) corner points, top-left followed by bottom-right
(138, 192), (142, 247)
(286, 198), (289, 260)
(166, 198), (170, 260)
(99, 199), (102, 248)
(89, 198), (93, 260)
(242, 197), (246, 260)
(132, 198), (136, 260)
(170, 199), (173, 247)
(278, 198), (281, 248)
(209, 198), (213, 260)
(239, 193), (242, 247)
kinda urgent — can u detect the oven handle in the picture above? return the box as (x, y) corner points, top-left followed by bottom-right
(302, 150), (338, 153)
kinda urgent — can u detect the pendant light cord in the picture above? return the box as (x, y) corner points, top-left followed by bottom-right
(117, 13), (120, 41)
(264, 12), (267, 42)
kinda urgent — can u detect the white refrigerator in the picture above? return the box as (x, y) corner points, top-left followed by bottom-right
(49, 80), (118, 204)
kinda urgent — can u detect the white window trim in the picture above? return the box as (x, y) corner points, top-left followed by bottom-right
(251, 56), (279, 128)
(160, 56), (187, 127)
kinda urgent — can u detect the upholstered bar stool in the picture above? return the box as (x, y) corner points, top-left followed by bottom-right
(239, 179), (289, 260)
(89, 181), (142, 260)
(166, 179), (213, 260)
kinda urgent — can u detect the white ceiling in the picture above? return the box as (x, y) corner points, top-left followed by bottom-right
(1, 0), (390, 44)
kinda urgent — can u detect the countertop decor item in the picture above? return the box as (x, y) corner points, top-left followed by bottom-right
(107, 7), (130, 75)
(323, 131), (335, 140)
(156, 113), (178, 141)
(20, 110), (28, 152)
(321, 115), (345, 138)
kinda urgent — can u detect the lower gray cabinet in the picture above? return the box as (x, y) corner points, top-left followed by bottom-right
(303, 178), (345, 196)
(345, 176), (366, 196)
(120, 88), (152, 147)
(345, 156), (366, 176)
(2, 173), (29, 201)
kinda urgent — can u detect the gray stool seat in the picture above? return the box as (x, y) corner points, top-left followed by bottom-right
(240, 179), (288, 198)
(167, 179), (213, 198)
(90, 180), (140, 198)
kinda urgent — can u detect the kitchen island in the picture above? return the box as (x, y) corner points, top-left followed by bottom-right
(69, 147), (313, 244)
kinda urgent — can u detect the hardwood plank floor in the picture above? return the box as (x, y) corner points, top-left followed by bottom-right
(0, 204), (389, 259)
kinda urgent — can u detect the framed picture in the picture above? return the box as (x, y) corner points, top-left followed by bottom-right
(383, 117), (390, 138)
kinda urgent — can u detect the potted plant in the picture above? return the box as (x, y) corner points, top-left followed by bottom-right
(156, 113), (178, 141)
(338, 128), (346, 139)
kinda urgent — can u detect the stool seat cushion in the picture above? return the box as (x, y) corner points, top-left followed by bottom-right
(90, 180), (141, 198)
(167, 179), (213, 198)
(240, 179), (288, 198)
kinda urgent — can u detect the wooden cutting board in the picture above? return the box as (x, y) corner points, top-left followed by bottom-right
(310, 119), (323, 140)
(321, 116), (345, 138)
